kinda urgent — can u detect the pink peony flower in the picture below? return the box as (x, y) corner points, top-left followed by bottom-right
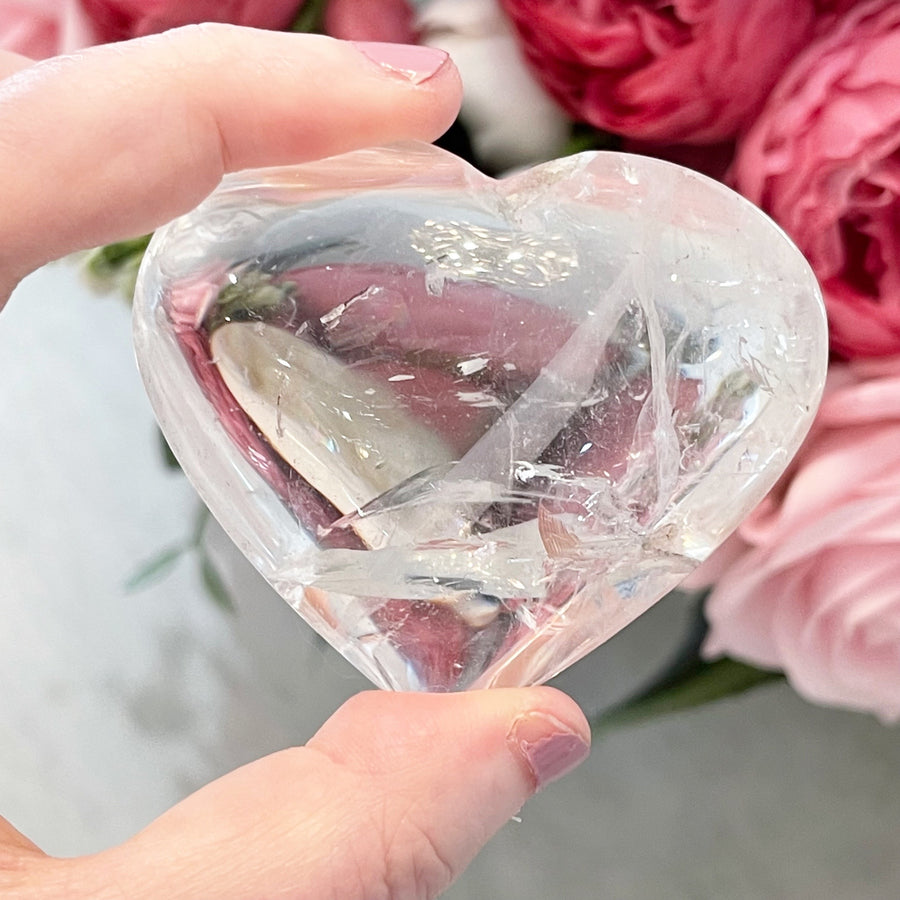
(323, 0), (417, 44)
(78, 0), (302, 43)
(731, 0), (900, 359)
(0, 0), (97, 58)
(694, 354), (900, 722)
(497, 0), (818, 144)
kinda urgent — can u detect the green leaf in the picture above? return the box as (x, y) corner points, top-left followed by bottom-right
(83, 234), (152, 299)
(563, 124), (623, 157)
(125, 545), (185, 591)
(199, 554), (235, 613)
(591, 657), (784, 734)
(290, 0), (328, 33)
(158, 429), (181, 471)
(190, 503), (212, 547)
(587, 590), (784, 733)
(86, 234), (152, 269)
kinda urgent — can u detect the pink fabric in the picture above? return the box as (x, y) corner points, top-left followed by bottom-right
(690, 354), (900, 722)
(78, 0), (301, 42)
(323, 0), (417, 44)
(0, 0), (97, 58)
(732, 0), (900, 358)
(498, 0), (818, 144)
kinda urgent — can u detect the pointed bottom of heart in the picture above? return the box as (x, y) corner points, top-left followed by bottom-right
(276, 552), (691, 691)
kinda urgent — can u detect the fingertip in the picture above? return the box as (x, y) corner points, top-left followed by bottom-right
(339, 37), (463, 145)
(352, 41), (452, 86)
(523, 685), (593, 746)
(306, 688), (589, 779)
(474, 686), (588, 794)
(312, 687), (591, 793)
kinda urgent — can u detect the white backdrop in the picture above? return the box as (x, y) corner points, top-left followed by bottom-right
(2, 261), (899, 899)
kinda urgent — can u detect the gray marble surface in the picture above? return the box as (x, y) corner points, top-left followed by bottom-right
(2, 261), (900, 899)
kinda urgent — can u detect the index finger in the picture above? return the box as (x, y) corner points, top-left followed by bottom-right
(0, 26), (461, 300)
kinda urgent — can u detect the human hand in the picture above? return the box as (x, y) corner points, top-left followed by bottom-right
(0, 26), (591, 899)
(1, 690), (589, 899)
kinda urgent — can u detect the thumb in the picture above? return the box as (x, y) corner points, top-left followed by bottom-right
(84, 688), (590, 900)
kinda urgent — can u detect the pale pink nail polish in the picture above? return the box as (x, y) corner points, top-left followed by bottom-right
(509, 712), (591, 791)
(353, 41), (449, 84)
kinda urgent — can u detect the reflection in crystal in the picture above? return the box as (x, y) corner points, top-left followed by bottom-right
(409, 218), (578, 291)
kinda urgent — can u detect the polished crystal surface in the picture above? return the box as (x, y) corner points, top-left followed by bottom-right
(133, 142), (828, 691)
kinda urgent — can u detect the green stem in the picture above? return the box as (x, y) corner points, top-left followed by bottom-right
(190, 503), (212, 547)
(591, 657), (784, 734)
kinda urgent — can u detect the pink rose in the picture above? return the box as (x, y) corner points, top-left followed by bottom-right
(694, 355), (900, 722)
(731, 0), (900, 359)
(0, 0), (97, 58)
(497, 0), (818, 144)
(324, 0), (417, 44)
(79, 0), (301, 43)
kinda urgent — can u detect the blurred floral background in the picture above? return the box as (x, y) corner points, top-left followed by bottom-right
(4, 3), (900, 899)
(3, 0), (900, 744)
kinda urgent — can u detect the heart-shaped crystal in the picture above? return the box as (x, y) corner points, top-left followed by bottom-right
(133, 142), (827, 691)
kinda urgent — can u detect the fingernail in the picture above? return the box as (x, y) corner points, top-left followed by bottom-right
(508, 712), (591, 791)
(353, 41), (449, 85)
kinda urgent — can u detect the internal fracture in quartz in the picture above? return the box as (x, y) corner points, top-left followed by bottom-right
(134, 143), (828, 692)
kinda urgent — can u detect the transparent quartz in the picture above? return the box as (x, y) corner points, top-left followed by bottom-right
(133, 143), (828, 691)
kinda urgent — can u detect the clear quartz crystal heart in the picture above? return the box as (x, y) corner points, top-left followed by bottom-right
(133, 142), (827, 691)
